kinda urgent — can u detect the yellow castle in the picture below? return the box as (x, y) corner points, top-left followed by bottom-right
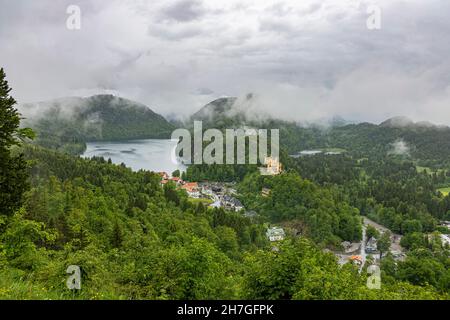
(260, 157), (282, 175)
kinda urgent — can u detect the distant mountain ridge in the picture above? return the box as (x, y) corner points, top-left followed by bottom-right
(380, 116), (448, 129)
(189, 95), (333, 154)
(188, 97), (450, 165)
(20, 92), (450, 164)
(190, 96), (248, 129)
(191, 97), (238, 121)
(190, 95), (355, 129)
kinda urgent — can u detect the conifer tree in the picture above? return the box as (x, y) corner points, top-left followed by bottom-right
(0, 68), (34, 216)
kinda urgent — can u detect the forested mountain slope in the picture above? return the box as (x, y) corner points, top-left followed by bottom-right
(20, 95), (175, 154)
(326, 119), (450, 166)
(190, 97), (450, 166)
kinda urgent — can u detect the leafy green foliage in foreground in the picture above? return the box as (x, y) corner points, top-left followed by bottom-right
(244, 239), (445, 300)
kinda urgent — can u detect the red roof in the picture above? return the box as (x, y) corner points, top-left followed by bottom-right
(184, 182), (198, 187)
(350, 255), (362, 261)
(181, 182), (198, 192)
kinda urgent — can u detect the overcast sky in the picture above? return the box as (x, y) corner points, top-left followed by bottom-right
(1, 0), (450, 123)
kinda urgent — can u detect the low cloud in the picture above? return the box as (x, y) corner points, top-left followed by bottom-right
(1, 0), (450, 124)
(388, 139), (411, 156)
(160, 0), (206, 22)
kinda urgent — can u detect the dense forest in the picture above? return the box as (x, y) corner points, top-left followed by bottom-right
(286, 154), (450, 230)
(325, 121), (450, 167)
(285, 153), (450, 293)
(238, 171), (363, 245)
(1, 69), (449, 299)
(1, 146), (447, 299)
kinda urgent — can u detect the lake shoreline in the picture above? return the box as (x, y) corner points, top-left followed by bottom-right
(82, 139), (186, 174)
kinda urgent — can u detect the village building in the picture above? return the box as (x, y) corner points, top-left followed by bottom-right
(349, 255), (363, 266)
(160, 175), (203, 199)
(209, 200), (222, 208)
(233, 200), (244, 212)
(365, 237), (378, 254)
(341, 241), (351, 250)
(244, 210), (258, 218)
(222, 195), (244, 212)
(341, 241), (360, 254)
(201, 186), (214, 198)
(440, 221), (450, 231)
(441, 234), (450, 247)
(181, 182), (200, 198)
(158, 172), (169, 180)
(261, 188), (271, 197)
(160, 179), (169, 187)
(266, 227), (286, 242)
(391, 250), (406, 261)
(170, 176), (183, 186)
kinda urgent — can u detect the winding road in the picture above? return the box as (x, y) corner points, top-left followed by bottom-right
(359, 223), (367, 273)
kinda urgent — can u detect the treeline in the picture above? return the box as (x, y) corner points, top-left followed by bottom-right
(185, 164), (258, 182)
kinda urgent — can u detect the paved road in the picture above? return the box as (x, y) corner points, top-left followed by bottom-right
(363, 217), (389, 233)
(359, 223), (367, 273)
(363, 217), (403, 252)
(337, 217), (402, 270)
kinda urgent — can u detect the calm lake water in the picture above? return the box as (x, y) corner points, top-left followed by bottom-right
(82, 139), (186, 173)
(289, 149), (344, 158)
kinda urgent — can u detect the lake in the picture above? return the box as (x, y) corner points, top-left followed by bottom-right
(82, 139), (186, 174)
(289, 149), (344, 158)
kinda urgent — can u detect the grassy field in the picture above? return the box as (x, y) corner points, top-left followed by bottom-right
(188, 198), (213, 206)
(416, 166), (447, 175)
(438, 187), (450, 196)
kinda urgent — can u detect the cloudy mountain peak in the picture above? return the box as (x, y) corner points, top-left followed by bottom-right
(380, 116), (415, 128)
